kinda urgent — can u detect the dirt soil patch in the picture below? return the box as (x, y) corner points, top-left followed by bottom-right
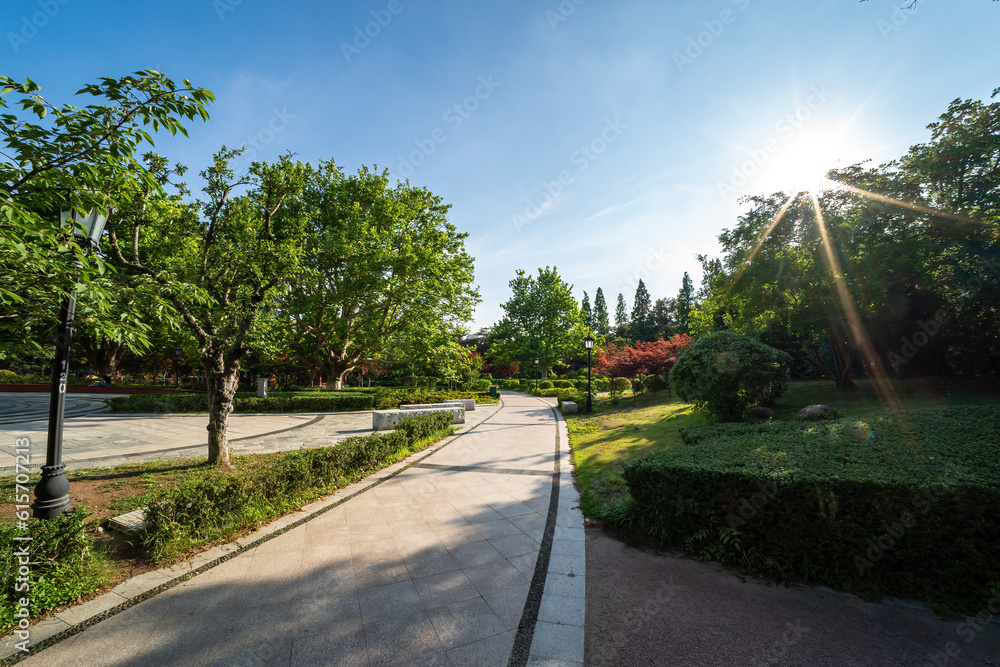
(585, 526), (1000, 667)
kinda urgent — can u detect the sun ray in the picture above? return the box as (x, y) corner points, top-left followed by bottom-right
(826, 180), (987, 227)
(726, 192), (798, 295)
(809, 194), (901, 412)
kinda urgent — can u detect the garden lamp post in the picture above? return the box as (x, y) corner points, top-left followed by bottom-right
(32, 204), (111, 519)
(535, 358), (539, 392)
(584, 333), (594, 413)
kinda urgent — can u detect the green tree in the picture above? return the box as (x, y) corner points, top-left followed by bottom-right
(581, 291), (593, 330)
(490, 266), (585, 377)
(593, 287), (610, 337)
(630, 279), (655, 341)
(614, 292), (629, 338)
(108, 149), (309, 465)
(651, 297), (675, 339)
(282, 164), (479, 389)
(675, 272), (695, 335)
(0, 71), (213, 359)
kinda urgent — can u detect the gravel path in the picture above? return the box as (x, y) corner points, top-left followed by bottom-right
(585, 527), (1000, 667)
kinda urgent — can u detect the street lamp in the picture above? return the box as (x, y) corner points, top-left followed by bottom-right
(534, 358), (539, 392)
(584, 334), (594, 413)
(32, 203), (111, 519)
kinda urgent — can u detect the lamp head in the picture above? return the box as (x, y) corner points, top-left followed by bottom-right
(584, 334), (594, 350)
(61, 204), (113, 251)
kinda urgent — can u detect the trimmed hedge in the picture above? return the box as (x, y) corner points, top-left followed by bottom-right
(107, 392), (375, 413)
(141, 412), (454, 562)
(106, 389), (498, 414)
(617, 406), (1000, 614)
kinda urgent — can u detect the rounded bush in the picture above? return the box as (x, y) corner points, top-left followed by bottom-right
(0, 369), (21, 383)
(538, 380), (554, 389)
(669, 331), (791, 421)
(609, 377), (630, 394)
(552, 380), (574, 389)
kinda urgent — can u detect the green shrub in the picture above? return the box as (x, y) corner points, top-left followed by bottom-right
(538, 380), (554, 389)
(469, 379), (492, 391)
(608, 377), (630, 395)
(141, 412), (453, 562)
(591, 376), (609, 392)
(551, 380), (574, 389)
(107, 392), (376, 413)
(0, 507), (113, 633)
(669, 331), (791, 422)
(617, 406), (1000, 614)
(0, 369), (20, 383)
(643, 374), (667, 395)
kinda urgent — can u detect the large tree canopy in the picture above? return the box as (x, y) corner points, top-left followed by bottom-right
(0, 70), (213, 359)
(281, 163), (479, 389)
(692, 89), (1000, 384)
(490, 266), (586, 377)
(108, 150), (310, 464)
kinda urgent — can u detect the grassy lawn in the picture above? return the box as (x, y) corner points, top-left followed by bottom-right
(567, 377), (1000, 519)
(566, 391), (708, 516)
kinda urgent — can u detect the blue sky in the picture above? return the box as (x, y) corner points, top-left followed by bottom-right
(2, 0), (998, 329)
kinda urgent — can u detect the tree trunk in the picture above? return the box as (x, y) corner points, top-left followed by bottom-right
(322, 360), (354, 390)
(81, 335), (124, 378)
(829, 333), (858, 392)
(205, 357), (240, 466)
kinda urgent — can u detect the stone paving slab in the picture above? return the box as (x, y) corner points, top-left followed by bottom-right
(1, 393), (587, 666)
(0, 408), (378, 472)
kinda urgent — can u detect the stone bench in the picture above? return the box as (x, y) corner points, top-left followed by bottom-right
(443, 398), (476, 412)
(373, 406), (465, 430)
(399, 400), (476, 412)
(561, 401), (578, 414)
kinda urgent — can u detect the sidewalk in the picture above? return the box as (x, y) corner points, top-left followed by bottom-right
(3, 393), (586, 666)
(0, 407), (377, 472)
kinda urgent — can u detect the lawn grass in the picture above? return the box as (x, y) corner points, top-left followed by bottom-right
(566, 391), (709, 516)
(567, 377), (1000, 520)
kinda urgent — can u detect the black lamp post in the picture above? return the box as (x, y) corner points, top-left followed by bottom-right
(535, 358), (539, 392)
(32, 204), (110, 519)
(584, 334), (594, 413)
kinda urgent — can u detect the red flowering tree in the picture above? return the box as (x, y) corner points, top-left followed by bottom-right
(595, 335), (694, 397)
(633, 334), (694, 378)
(484, 360), (520, 378)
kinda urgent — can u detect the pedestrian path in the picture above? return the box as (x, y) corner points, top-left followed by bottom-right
(2, 393), (586, 666)
(0, 407), (378, 473)
(0, 392), (120, 425)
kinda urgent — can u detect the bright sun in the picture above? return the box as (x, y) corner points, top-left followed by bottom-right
(756, 130), (864, 195)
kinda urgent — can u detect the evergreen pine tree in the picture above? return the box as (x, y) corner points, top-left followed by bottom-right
(581, 291), (593, 329)
(615, 293), (629, 338)
(676, 272), (694, 335)
(593, 288), (610, 337)
(630, 279), (655, 341)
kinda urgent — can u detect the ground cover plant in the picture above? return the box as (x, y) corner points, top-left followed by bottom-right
(0, 412), (455, 630)
(0, 508), (114, 634)
(566, 378), (1000, 615)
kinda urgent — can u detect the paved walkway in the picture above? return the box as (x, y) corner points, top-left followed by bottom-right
(0, 393), (379, 472)
(0, 392), (119, 425)
(3, 393), (586, 666)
